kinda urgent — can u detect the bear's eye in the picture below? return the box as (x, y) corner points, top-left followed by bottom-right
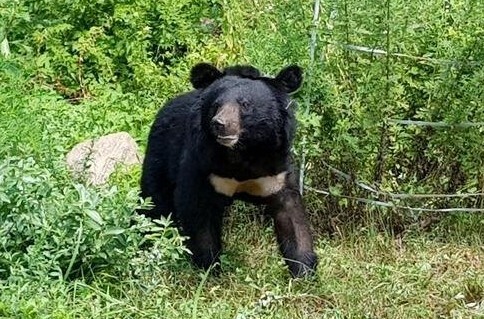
(207, 102), (221, 118)
(240, 100), (251, 109)
(211, 102), (222, 111)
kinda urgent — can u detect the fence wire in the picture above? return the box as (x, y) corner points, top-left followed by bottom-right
(306, 186), (484, 213)
(300, 0), (483, 214)
(330, 41), (483, 67)
(305, 160), (484, 213)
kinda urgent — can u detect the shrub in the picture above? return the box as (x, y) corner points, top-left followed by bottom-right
(0, 156), (187, 281)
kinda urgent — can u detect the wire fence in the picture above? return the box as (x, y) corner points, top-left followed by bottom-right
(305, 160), (484, 213)
(331, 41), (484, 67)
(302, 0), (484, 215)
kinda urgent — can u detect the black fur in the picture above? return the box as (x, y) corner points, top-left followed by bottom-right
(140, 63), (317, 278)
(223, 65), (261, 79)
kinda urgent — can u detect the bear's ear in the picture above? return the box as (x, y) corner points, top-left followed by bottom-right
(275, 65), (303, 94)
(190, 63), (223, 89)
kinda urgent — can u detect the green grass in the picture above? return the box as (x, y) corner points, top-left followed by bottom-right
(1, 212), (483, 318)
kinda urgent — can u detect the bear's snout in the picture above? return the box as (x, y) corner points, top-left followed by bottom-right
(211, 103), (241, 148)
(210, 118), (227, 135)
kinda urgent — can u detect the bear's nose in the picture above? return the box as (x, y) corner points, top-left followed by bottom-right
(211, 118), (226, 135)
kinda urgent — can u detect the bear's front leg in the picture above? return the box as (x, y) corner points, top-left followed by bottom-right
(174, 176), (231, 273)
(184, 215), (224, 271)
(267, 186), (318, 278)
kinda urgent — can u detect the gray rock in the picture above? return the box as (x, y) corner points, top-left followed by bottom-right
(66, 132), (142, 185)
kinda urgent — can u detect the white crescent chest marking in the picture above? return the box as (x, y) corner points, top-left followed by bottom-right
(209, 172), (287, 197)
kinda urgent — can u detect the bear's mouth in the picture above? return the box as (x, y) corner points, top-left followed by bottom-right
(216, 135), (239, 148)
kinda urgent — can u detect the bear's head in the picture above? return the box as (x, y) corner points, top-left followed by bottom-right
(190, 63), (302, 150)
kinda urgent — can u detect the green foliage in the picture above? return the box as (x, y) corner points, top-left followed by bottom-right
(0, 60), (186, 283)
(0, 0), (483, 317)
(2, 0), (226, 97)
(0, 156), (186, 281)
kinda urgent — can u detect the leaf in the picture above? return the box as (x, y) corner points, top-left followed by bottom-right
(0, 37), (10, 57)
(0, 192), (10, 204)
(85, 219), (101, 231)
(329, 185), (342, 196)
(85, 209), (103, 225)
(104, 228), (125, 236)
(22, 176), (38, 183)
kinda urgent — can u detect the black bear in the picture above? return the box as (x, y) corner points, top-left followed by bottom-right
(140, 63), (317, 277)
